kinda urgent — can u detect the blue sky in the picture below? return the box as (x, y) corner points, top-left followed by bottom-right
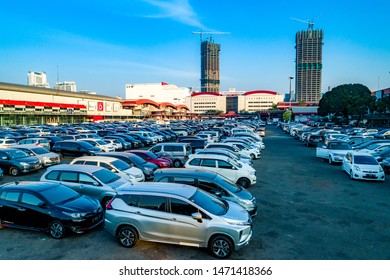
(0, 0), (389, 98)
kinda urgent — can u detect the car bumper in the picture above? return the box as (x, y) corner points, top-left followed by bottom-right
(235, 227), (252, 251)
(352, 171), (385, 181)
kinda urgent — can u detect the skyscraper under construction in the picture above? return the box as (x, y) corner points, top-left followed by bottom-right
(200, 40), (220, 93)
(295, 29), (324, 102)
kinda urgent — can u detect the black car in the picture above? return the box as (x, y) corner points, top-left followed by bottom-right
(103, 136), (132, 150)
(0, 181), (104, 238)
(153, 168), (257, 216)
(97, 152), (158, 180)
(0, 148), (42, 176)
(52, 140), (101, 158)
(176, 137), (206, 153)
(128, 133), (153, 146)
(113, 134), (143, 148)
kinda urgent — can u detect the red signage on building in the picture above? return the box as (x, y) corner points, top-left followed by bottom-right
(97, 102), (104, 111)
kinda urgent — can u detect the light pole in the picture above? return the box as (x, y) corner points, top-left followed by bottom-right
(289, 76), (294, 109)
(288, 77), (294, 122)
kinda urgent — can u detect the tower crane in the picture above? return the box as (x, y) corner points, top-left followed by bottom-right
(192, 30), (230, 42)
(290, 17), (315, 30)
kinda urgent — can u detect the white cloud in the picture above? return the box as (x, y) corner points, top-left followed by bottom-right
(141, 0), (206, 29)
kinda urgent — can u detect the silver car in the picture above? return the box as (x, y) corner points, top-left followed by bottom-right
(14, 144), (60, 167)
(105, 182), (252, 258)
(40, 164), (133, 205)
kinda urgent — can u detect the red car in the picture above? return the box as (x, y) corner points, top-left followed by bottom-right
(129, 150), (172, 168)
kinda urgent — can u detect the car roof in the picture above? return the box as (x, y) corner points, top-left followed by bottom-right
(71, 156), (120, 162)
(0, 181), (61, 192)
(47, 163), (106, 172)
(349, 151), (377, 157)
(154, 168), (218, 178)
(188, 153), (231, 160)
(117, 182), (197, 199)
(14, 144), (50, 150)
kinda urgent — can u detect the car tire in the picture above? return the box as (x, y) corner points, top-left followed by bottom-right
(117, 226), (138, 248)
(208, 235), (233, 259)
(49, 221), (65, 239)
(250, 154), (255, 160)
(9, 167), (20, 176)
(237, 177), (250, 188)
(173, 160), (181, 168)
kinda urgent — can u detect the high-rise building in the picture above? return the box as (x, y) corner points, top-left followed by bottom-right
(27, 71), (50, 88)
(55, 81), (77, 92)
(200, 40), (220, 93)
(295, 29), (324, 102)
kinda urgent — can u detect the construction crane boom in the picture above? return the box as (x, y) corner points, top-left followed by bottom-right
(290, 17), (315, 30)
(192, 30), (230, 42)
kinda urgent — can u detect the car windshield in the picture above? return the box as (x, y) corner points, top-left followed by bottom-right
(214, 175), (241, 193)
(111, 159), (131, 171)
(95, 140), (107, 145)
(189, 189), (227, 216)
(40, 185), (80, 205)
(129, 154), (146, 164)
(78, 141), (96, 149)
(354, 155), (378, 165)
(30, 147), (49, 155)
(7, 150), (29, 159)
(93, 169), (120, 184)
(329, 143), (351, 150)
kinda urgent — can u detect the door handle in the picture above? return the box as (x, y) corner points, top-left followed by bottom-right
(171, 218), (177, 221)
(17, 208), (26, 212)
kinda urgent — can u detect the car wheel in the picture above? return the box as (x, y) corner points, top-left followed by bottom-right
(49, 221), (65, 239)
(250, 154), (255, 160)
(117, 226), (138, 248)
(328, 156), (333, 165)
(9, 167), (20, 176)
(237, 177), (250, 188)
(173, 160), (181, 168)
(208, 235), (233, 259)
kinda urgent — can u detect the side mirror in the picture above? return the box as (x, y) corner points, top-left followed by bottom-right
(111, 169), (117, 173)
(192, 212), (202, 222)
(38, 202), (47, 208)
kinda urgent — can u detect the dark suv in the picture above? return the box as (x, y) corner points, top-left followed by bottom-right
(153, 168), (257, 216)
(52, 140), (101, 158)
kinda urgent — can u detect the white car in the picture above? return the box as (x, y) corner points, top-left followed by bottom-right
(14, 144), (60, 167)
(185, 153), (256, 188)
(0, 138), (17, 148)
(222, 140), (260, 159)
(70, 156), (145, 182)
(79, 138), (115, 152)
(342, 151), (385, 181)
(103, 139), (123, 151)
(316, 141), (352, 164)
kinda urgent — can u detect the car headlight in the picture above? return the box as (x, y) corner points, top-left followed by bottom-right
(238, 198), (253, 205)
(226, 220), (251, 226)
(20, 162), (29, 167)
(354, 166), (361, 171)
(63, 212), (87, 219)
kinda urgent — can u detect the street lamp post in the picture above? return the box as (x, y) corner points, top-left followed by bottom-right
(289, 77), (294, 122)
(289, 77), (294, 109)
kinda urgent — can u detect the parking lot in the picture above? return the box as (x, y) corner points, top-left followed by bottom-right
(1, 125), (389, 260)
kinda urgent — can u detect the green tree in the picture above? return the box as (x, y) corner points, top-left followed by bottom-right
(318, 83), (375, 125)
(202, 109), (223, 115)
(283, 110), (292, 122)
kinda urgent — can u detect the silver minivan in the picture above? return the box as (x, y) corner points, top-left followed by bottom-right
(105, 182), (252, 258)
(149, 143), (191, 167)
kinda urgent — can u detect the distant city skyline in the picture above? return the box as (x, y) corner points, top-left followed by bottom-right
(0, 0), (389, 98)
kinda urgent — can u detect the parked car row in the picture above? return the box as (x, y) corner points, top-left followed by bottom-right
(279, 122), (388, 182)
(0, 120), (269, 258)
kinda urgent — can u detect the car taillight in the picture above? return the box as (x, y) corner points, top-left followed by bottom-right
(105, 198), (115, 210)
